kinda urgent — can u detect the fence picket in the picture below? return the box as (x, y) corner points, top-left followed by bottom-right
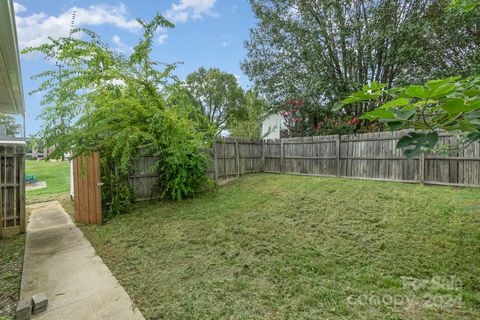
(125, 131), (480, 202)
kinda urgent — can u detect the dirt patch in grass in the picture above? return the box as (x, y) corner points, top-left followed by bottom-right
(81, 174), (480, 319)
(0, 235), (25, 319)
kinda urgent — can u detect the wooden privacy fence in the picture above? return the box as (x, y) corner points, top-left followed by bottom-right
(72, 130), (479, 221)
(0, 144), (25, 237)
(129, 156), (162, 201)
(213, 130), (480, 187)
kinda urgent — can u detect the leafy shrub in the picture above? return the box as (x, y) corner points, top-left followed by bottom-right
(25, 15), (214, 219)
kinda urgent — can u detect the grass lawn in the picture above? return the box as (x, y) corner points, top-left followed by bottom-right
(26, 160), (70, 202)
(80, 174), (480, 319)
(0, 235), (25, 320)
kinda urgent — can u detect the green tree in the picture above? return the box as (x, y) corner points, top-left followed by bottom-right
(229, 89), (271, 139)
(449, 0), (479, 11)
(242, 0), (480, 134)
(185, 67), (245, 135)
(337, 76), (480, 157)
(24, 15), (214, 218)
(0, 114), (21, 136)
(337, 1), (480, 158)
(26, 136), (44, 154)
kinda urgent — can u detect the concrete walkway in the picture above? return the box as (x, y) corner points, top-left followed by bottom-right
(19, 201), (145, 320)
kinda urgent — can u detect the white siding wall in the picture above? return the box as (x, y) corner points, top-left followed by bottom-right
(261, 114), (285, 139)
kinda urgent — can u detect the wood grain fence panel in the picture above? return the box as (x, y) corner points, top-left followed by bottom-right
(129, 156), (161, 200)
(124, 131), (480, 203)
(73, 157), (80, 220)
(263, 139), (281, 172)
(225, 141), (236, 178)
(0, 145), (23, 234)
(237, 139), (262, 174)
(73, 153), (102, 224)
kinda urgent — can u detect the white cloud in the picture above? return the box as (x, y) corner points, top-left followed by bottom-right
(165, 0), (217, 23)
(112, 35), (122, 46)
(220, 34), (231, 47)
(13, 2), (26, 13)
(157, 33), (168, 45)
(15, 3), (140, 50)
(112, 34), (133, 54)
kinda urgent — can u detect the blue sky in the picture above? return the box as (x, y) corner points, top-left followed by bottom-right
(13, 0), (256, 136)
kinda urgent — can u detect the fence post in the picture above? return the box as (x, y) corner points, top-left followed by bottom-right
(261, 140), (265, 172)
(419, 153), (425, 184)
(235, 140), (240, 177)
(19, 152), (25, 233)
(223, 140), (227, 179)
(213, 141), (218, 181)
(336, 135), (341, 177)
(280, 139), (285, 173)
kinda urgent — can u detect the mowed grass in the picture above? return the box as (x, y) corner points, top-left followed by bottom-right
(0, 235), (25, 320)
(25, 160), (70, 199)
(80, 174), (480, 319)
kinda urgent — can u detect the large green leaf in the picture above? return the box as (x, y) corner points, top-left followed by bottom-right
(451, 120), (478, 132)
(441, 98), (465, 114)
(405, 85), (429, 99)
(441, 99), (480, 114)
(428, 83), (456, 98)
(360, 109), (395, 121)
(412, 99), (438, 108)
(464, 89), (480, 97)
(385, 121), (404, 131)
(362, 82), (386, 91)
(352, 91), (380, 101)
(379, 118), (405, 131)
(396, 132), (439, 158)
(426, 77), (460, 90)
(466, 100), (480, 111)
(394, 109), (416, 120)
(341, 96), (359, 105)
(466, 111), (480, 125)
(379, 98), (409, 109)
(332, 102), (344, 111)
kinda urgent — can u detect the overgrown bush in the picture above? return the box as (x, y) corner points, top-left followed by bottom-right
(25, 15), (214, 219)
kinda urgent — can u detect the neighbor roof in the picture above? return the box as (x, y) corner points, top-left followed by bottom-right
(0, 135), (26, 145)
(0, 0), (25, 115)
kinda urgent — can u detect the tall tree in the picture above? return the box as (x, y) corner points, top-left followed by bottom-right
(242, 0), (480, 132)
(336, 3), (480, 158)
(229, 89), (271, 139)
(25, 16), (213, 217)
(185, 67), (245, 135)
(0, 114), (21, 136)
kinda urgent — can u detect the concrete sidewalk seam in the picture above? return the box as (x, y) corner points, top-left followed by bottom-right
(19, 201), (145, 320)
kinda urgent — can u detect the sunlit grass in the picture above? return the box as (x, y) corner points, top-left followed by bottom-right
(81, 174), (480, 319)
(26, 160), (70, 202)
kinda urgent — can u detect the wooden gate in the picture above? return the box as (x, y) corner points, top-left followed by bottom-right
(73, 152), (102, 224)
(0, 143), (25, 237)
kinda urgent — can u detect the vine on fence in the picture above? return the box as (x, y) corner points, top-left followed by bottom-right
(25, 15), (214, 220)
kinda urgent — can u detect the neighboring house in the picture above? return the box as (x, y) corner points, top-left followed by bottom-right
(25, 138), (46, 160)
(261, 113), (287, 139)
